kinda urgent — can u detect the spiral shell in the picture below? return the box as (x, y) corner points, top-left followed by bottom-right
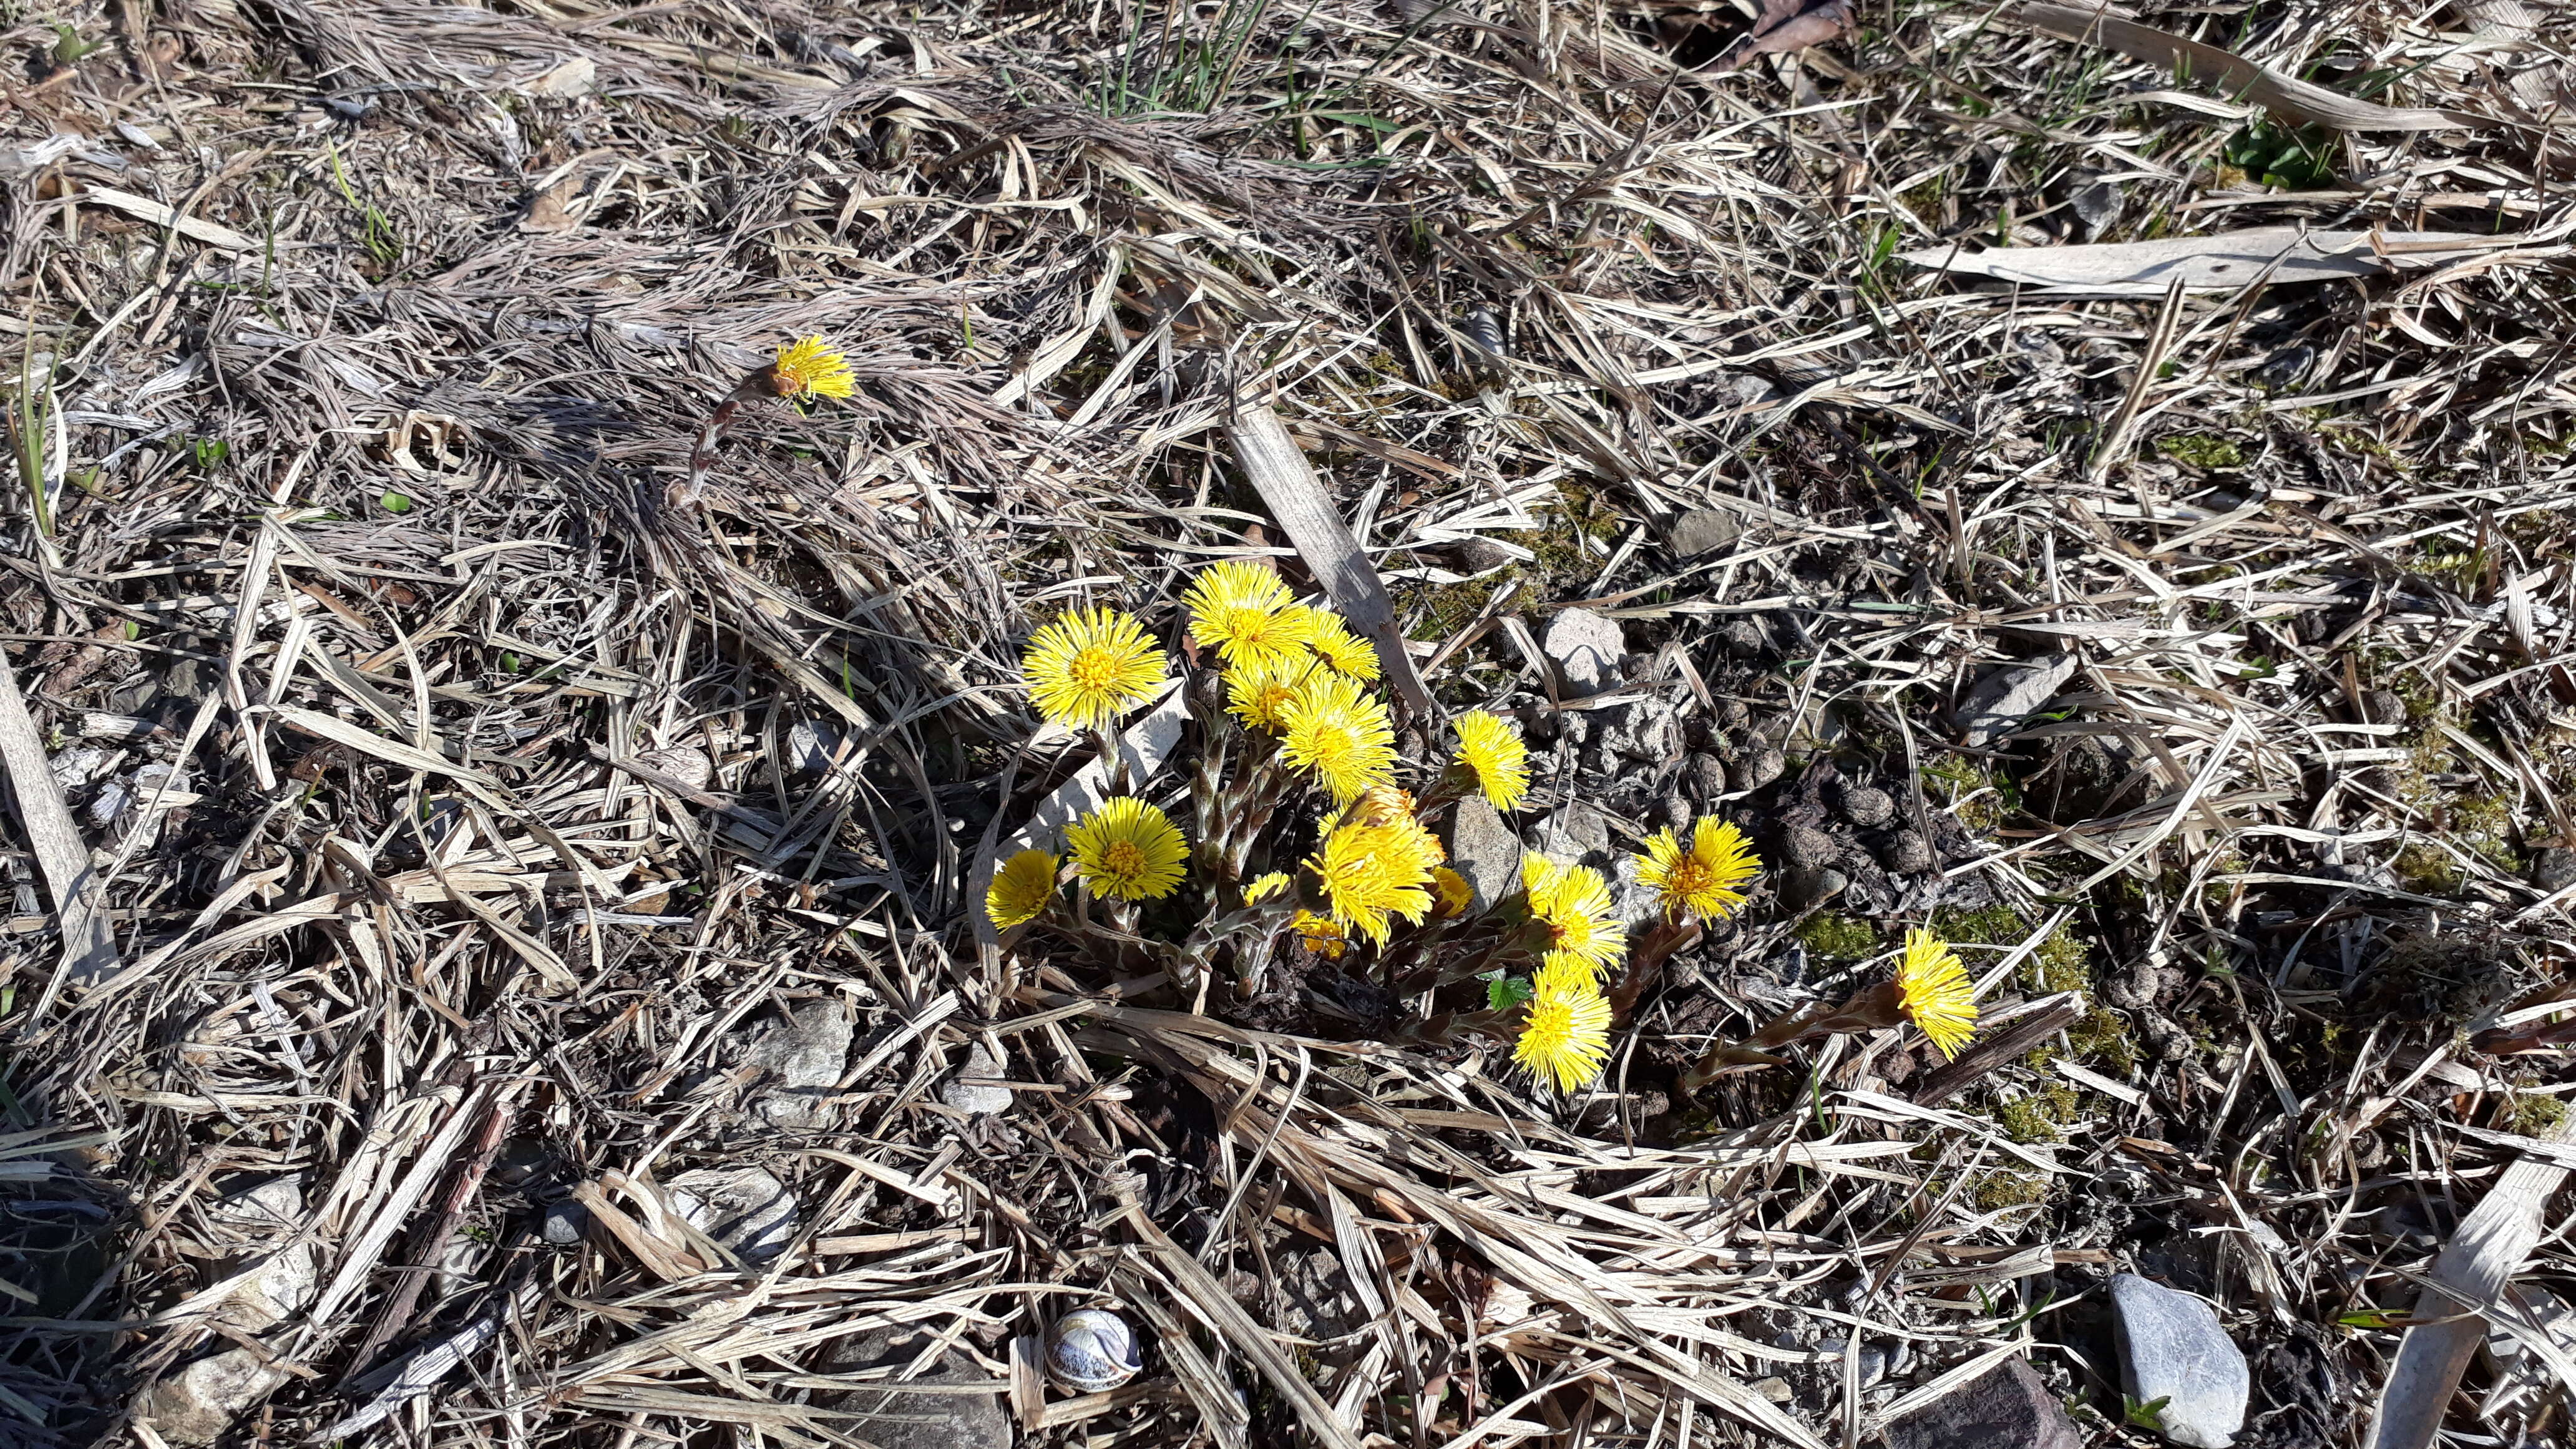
(1046, 1308), (1141, 1393)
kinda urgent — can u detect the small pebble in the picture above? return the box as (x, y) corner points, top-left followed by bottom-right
(1781, 867), (1847, 910)
(1836, 785), (1894, 828)
(940, 1041), (1015, 1117)
(1733, 748), (1785, 794)
(1881, 829), (1933, 874)
(541, 1200), (591, 1247)
(1716, 619), (1766, 657)
(1781, 825), (1839, 871)
(1689, 754), (1730, 801)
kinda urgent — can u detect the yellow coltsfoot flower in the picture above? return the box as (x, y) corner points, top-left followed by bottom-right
(1022, 607), (1166, 731)
(1243, 872), (1292, 905)
(1183, 561), (1313, 673)
(1068, 798), (1188, 902)
(1278, 671), (1396, 804)
(771, 336), (855, 399)
(1430, 866), (1473, 919)
(1297, 608), (1381, 681)
(1895, 927), (1978, 1058)
(1290, 909), (1349, 960)
(1635, 818), (1760, 923)
(1450, 710), (1529, 812)
(1514, 959), (1612, 1093)
(1521, 854), (1626, 984)
(1224, 653), (1315, 734)
(985, 849), (1060, 930)
(1309, 818), (1435, 944)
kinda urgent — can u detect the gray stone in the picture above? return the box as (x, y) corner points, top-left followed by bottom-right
(1733, 748), (1785, 794)
(1958, 655), (2079, 748)
(1689, 754), (1730, 801)
(1272, 1247), (1367, 1344)
(2110, 1273), (2247, 1449)
(742, 1002), (851, 1128)
(207, 1176), (314, 1332)
(135, 1349), (291, 1446)
(1780, 826), (1840, 872)
(638, 746), (713, 791)
(939, 1040), (1015, 1116)
(786, 718), (847, 774)
(1780, 867), (1847, 910)
(1716, 618), (1767, 657)
(2533, 847), (2576, 895)
(1537, 802), (1614, 872)
(1835, 785), (1895, 829)
(541, 1199), (591, 1246)
(1884, 1357), (2081, 1449)
(827, 1325), (1012, 1449)
(1609, 853), (1662, 927)
(1593, 698), (1681, 765)
(1453, 537), (1511, 573)
(1669, 508), (1739, 560)
(668, 1167), (799, 1264)
(1543, 608), (1626, 697)
(1881, 830), (1934, 875)
(1446, 797), (1522, 912)
(2071, 178), (2124, 239)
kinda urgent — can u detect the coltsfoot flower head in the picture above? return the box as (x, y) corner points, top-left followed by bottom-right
(1895, 927), (1978, 1058)
(986, 848), (1058, 930)
(1521, 854), (1626, 983)
(771, 336), (855, 399)
(1279, 671), (1397, 804)
(1431, 866), (1473, 919)
(1068, 798), (1188, 902)
(1184, 561), (1312, 672)
(1243, 872), (1292, 905)
(1451, 711), (1529, 812)
(1636, 818), (1760, 922)
(1290, 909), (1349, 961)
(1297, 608), (1381, 681)
(1023, 607), (1166, 731)
(1309, 819), (1435, 944)
(1224, 653), (1314, 734)
(1514, 960), (1612, 1093)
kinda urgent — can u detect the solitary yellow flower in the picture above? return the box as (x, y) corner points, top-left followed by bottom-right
(1431, 866), (1473, 919)
(1022, 607), (1166, 731)
(1279, 671), (1396, 804)
(985, 849), (1059, 930)
(1068, 798), (1188, 902)
(1243, 872), (1291, 905)
(1451, 711), (1529, 812)
(1309, 819), (1435, 944)
(1290, 909), (1349, 961)
(1298, 608), (1381, 681)
(1635, 819), (1760, 923)
(1184, 562), (1313, 673)
(771, 336), (854, 399)
(1521, 854), (1625, 983)
(1225, 654), (1314, 734)
(1514, 960), (1612, 1093)
(1895, 927), (1978, 1058)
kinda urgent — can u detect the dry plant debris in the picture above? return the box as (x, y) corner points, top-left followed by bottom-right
(0, 0), (2574, 1445)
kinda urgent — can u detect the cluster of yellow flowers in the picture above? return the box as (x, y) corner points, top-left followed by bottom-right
(764, 342), (1983, 1091)
(984, 559), (1976, 1098)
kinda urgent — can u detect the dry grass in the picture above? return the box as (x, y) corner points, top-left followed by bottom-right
(1, 0), (2574, 1445)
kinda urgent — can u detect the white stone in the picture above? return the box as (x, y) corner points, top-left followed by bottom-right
(134, 1349), (290, 1446)
(1542, 608), (1625, 696)
(2110, 1274), (2247, 1448)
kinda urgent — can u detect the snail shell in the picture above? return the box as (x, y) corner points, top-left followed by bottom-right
(1046, 1307), (1141, 1393)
